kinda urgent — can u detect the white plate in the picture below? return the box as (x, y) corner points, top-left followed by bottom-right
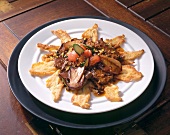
(18, 18), (154, 114)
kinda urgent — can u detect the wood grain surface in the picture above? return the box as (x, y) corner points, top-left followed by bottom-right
(0, 0), (54, 21)
(4, 0), (103, 39)
(115, 0), (170, 37)
(129, 0), (170, 20)
(0, 22), (18, 67)
(148, 9), (170, 36)
(86, 0), (170, 62)
(115, 0), (144, 8)
(0, 64), (33, 135)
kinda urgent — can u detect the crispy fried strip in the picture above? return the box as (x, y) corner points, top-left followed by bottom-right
(104, 84), (122, 102)
(46, 70), (64, 102)
(117, 48), (144, 65)
(51, 29), (71, 43)
(37, 43), (60, 52)
(122, 49), (144, 60)
(105, 35), (125, 48)
(41, 52), (56, 62)
(29, 61), (57, 77)
(82, 24), (98, 42)
(121, 60), (134, 65)
(115, 65), (143, 82)
(71, 83), (91, 109)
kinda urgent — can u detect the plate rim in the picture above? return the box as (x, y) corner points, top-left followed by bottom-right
(17, 17), (154, 114)
(7, 16), (167, 129)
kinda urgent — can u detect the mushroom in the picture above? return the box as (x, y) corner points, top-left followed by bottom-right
(100, 55), (122, 74)
(59, 67), (86, 90)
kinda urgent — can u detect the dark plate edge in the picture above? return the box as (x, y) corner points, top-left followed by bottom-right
(7, 16), (167, 129)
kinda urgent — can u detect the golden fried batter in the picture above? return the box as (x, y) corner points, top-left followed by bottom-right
(122, 49), (144, 60)
(29, 61), (57, 77)
(41, 52), (57, 62)
(105, 35), (125, 48)
(71, 83), (91, 109)
(104, 84), (122, 102)
(46, 70), (64, 102)
(51, 29), (71, 43)
(37, 43), (60, 52)
(115, 65), (143, 82)
(82, 24), (98, 42)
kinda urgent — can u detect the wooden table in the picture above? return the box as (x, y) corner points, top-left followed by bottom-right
(0, 0), (170, 134)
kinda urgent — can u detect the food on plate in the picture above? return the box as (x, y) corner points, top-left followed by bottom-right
(71, 82), (92, 109)
(52, 29), (71, 43)
(82, 23), (98, 42)
(29, 24), (144, 109)
(115, 65), (143, 82)
(37, 43), (60, 52)
(46, 70), (64, 102)
(104, 34), (125, 48)
(100, 55), (121, 74)
(104, 84), (122, 102)
(29, 61), (57, 77)
(41, 52), (57, 62)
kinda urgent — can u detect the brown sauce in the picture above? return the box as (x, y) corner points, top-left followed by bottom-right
(92, 79), (120, 97)
(65, 79), (120, 98)
(93, 91), (105, 97)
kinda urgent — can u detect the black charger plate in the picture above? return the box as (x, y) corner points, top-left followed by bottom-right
(7, 16), (166, 129)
